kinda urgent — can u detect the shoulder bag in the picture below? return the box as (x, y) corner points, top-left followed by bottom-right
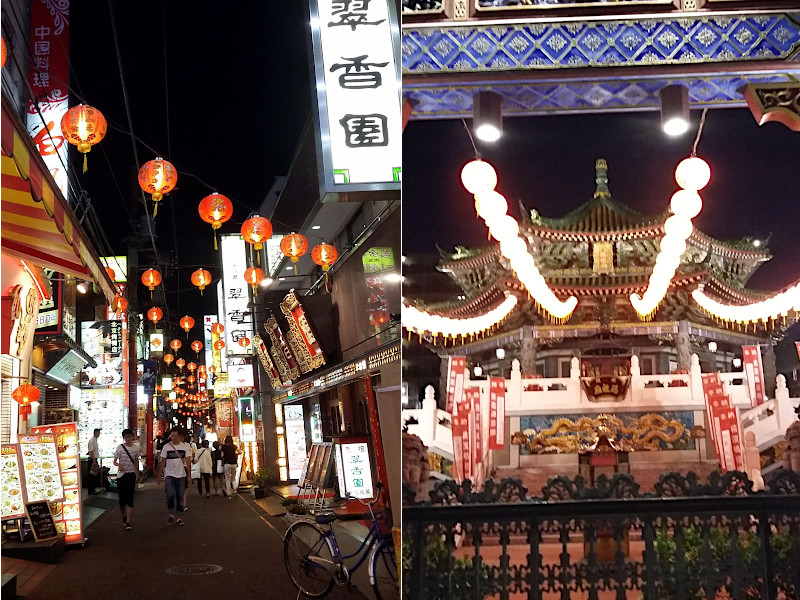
(120, 444), (141, 482)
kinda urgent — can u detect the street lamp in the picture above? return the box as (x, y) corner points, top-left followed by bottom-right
(660, 84), (690, 136)
(473, 91), (503, 142)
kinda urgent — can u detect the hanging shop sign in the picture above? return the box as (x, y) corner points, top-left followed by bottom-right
(100, 256), (127, 283)
(363, 247), (395, 335)
(229, 361), (254, 388)
(280, 291), (326, 372)
(149, 332), (164, 356)
(253, 334), (283, 389)
(26, 0), (70, 196)
(214, 373), (231, 399)
(220, 234), (254, 356)
(204, 315), (217, 372)
(80, 321), (123, 387)
(36, 272), (62, 333)
(741, 345), (766, 407)
(1, 445), (26, 520)
(46, 348), (89, 385)
(216, 399), (234, 429)
(334, 436), (374, 500)
(488, 377), (506, 451)
(2, 282), (41, 360)
(445, 356), (466, 414)
(309, 0), (401, 195)
(31, 422), (83, 543)
(265, 316), (300, 383)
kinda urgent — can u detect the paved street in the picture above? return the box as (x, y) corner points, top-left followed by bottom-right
(8, 481), (373, 600)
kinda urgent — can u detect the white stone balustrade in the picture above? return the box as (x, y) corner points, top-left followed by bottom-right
(403, 354), (798, 463)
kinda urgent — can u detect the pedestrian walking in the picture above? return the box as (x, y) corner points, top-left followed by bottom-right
(181, 431), (194, 512)
(87, 428), (102, 494)
(156, 426), (192, 526)
(193, 440), (213, 498)
(221, 435), (239, 499)
(113, 429), (140, 530)
(211, 441), (224, 496)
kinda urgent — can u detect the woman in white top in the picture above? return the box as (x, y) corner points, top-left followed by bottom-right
(113, 429), (140, 530)
(193, 440), (213, 498)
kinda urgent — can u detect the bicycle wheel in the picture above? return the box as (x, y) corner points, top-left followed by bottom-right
(283, 521), (335, 598)
(369, 540), (399, 600)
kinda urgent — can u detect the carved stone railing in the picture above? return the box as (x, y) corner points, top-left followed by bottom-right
(403, 471), (800, 600)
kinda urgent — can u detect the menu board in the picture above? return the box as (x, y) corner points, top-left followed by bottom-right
(24, 501), (59, 542)
(19, 435), (65, 503)
(31, 423), (83, 542)
(306, 442), (334, 488)
(1, 445), (26, 520)
(77, 388), (125, 472)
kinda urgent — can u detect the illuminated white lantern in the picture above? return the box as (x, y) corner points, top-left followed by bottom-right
(659, 237), (687, 257)
(670, 189), (702, 218)
(474, 190), (508, 220)
(664, 216), (693, 240)
(500, 236), (528, 260)
(675, 156), (711, 191)
(488, 215), (519, 241)
(461, 159), (498, 195)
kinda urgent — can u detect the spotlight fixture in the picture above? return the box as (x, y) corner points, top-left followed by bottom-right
(496, 348), (506, 360)
(76, 281), (89, 294)
(708, 341), (718, 352)
(660, 84), (690, 136)
(473, 91), (503, 142)
(473, 364), (483, 377)
(732, 357), (742, 368)
(259, 277), (274, 288)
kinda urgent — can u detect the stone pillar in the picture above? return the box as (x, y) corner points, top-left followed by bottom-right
(676, 320), (691, 370)
(763, 340), (777, 398)
(521, 331), (538, 375)
(438, 353), (449, 410)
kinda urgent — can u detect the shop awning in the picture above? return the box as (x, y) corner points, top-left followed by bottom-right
(1, 93), (116, 304)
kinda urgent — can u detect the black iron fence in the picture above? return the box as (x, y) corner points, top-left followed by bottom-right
(403, 471), (800, 600)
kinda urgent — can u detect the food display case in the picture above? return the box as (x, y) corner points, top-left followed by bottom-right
(31, 423), (84, 543)
(18, 434), (65, 503)
(1, 445), (25, 520)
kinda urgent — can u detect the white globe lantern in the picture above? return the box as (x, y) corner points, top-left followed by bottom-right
(670, 189), (702, 219)
(664, 215), (693, 240)
(500, 236), (528, 260)
(475, 190), (508, 220)
(461, 159), (498, 195)
(488, 215), (519, 241)
(659, 236), (687, 257)
(675, 156), (711, 191)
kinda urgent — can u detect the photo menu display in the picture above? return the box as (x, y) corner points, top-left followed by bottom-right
(1, 445), (25, 520)
(31, 423), (84, 542)
(18, 434), (65, 503)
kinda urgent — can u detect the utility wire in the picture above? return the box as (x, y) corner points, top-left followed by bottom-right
(461, 118), (480, 160)
(692, 108), (709, 157)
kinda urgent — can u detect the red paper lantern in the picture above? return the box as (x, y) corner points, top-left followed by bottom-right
(210, 323), (224, 336)
(1, 38), (6, 68)
(191, 268), (212, 295)
(241, 215), (272, 251)
(208, 366), (216, 374)
(199, 193), (233, 249)
(170, 339), (182, 352)
(191, 340), (203, 355)
(238, 337), (251, 348)
(61, 104), (107, 172)
(214, 340), (225, 351)
(105, 266), (116, 281)
(141, 269), (162, 296)
(111, 296), (127, 314)
(280, 232), (308, 263)
(180, 315), (195, 337)
(311, 243), (338, 272)
(187, 362), (197, 372)
(12, 384), (39, 419)
(187, 375), (196, 383)
(244, 267), (264, 293)
(147, 306), (163, 325)
(176, 358), (186, 370)
(138, 157), (177, 217)
(164, 353), (174, 365)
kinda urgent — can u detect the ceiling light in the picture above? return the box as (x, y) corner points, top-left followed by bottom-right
(473, 91), (503, 142)
(473, 365), (483, 377)
(384, 273), (403, 283)
(732, 357), (742, 368)
(286, 266), (293, 271)
(708, 341), (717, 352)
(496, 348), (505, 360)
(312, 225), (321, 230)
(278, 277), (285, 281)
(259, 277), (274, 287)
(660, 84), (690, 136)
(77, 281), (89, 294)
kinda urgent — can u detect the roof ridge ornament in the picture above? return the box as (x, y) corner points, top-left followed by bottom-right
(594, 158), (610, 198)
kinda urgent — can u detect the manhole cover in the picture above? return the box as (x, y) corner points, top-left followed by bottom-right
(166, 564), (223, 575)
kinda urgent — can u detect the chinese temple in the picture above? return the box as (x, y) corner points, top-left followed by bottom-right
(403, 159), (798, 491)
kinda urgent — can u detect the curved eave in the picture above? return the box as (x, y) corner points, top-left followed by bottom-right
(440, 245), (500, 271)
(547, 271), (706, 297)
(427, 279), (518, 319)
(522, 221), (664, 242)
(688, 229), (771, 261)
(700, 275), (775, 306)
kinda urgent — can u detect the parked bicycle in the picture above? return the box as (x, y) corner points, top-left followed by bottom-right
(283, 484), (398, 599)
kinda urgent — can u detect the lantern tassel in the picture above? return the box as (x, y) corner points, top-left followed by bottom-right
(153, 202), (158, 218)
(213, 230), (218, 251)
(83, 154), (88, 174)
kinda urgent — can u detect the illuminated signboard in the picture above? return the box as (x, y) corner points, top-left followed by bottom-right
(229, 362), (254, 388)
(36, 271), (61, 334)
(46, 349), (88, 385)
(80, 321), (123, 387)
(219, 235), (253, 357)
(239, 397), (255, 442)
(214, 373), (231, 398)
(309, 0), (401, 195)
(334, 437), (374, 499)
(204, 315), (217, 372)
(100, 256), (128, 283)
(149, 332), (164, 356)
(285, 405), (307, 480)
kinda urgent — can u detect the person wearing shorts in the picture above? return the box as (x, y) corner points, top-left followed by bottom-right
(113, 429), (140, 530)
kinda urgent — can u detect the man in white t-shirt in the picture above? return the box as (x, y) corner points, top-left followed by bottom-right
(87, 428), (101, 494)
(156, 426), (193, 526)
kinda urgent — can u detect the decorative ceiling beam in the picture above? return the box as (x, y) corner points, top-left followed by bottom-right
(743, 81), (800, 131)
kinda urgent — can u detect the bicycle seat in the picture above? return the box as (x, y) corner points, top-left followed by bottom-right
(315, 513), (339, 525)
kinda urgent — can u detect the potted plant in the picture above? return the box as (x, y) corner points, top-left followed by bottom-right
(251, 467), (273, 499)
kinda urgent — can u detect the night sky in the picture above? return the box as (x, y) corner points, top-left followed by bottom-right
(402, 108), (800, 292)
(68, 2), (313, 322)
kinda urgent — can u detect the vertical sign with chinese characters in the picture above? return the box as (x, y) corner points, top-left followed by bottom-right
(701, 373), (742, 473)
(488, 377), (505, 450)
(473, 387), (482, 466)
(446, 356), (466, 414)
(309, 0), (401, 193)
(220, 235), (254, 357)
(741, 345), (766, 407)
(27, 0), (70, 196)
(335, 438), (374, 499)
